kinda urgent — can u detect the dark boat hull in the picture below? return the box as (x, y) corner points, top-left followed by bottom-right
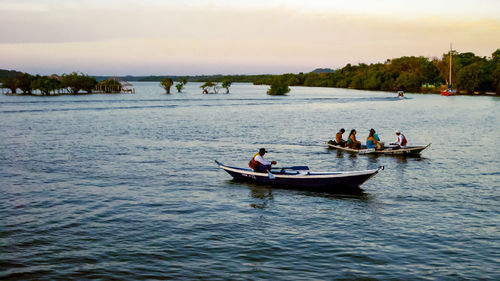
(328, 143), (430, 156)
(216, 161), (381, 190)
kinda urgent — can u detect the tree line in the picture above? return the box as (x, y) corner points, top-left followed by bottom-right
(254, 49), (500, 94)
(0, 72), (128, 95)
(94, 49), (500, 95)
(2, 48), (499, 95)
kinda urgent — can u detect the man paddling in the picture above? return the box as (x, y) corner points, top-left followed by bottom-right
(249, 148), (277, 172)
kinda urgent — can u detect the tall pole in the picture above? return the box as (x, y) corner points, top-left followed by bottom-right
(449, 43), (452, 87)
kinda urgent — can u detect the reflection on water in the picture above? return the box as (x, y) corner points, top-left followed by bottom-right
(300, 188), (369, 200)
(249, 186), (274, 209)
(1, 82), (499, 280)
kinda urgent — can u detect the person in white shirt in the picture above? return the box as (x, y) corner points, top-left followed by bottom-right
(248, 148), (277, 172)
(390, 130), (407, 148)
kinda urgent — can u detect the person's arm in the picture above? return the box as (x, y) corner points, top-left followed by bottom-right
(254, 155), (271, 165)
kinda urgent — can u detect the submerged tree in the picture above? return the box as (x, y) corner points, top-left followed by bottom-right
(175, 79), (187, 93)
(267, 77), (290, 96)
(61, 72), (97, 94)
(201, 81), (217, 94)
(175, 82), (184, 93)
(221, 79), (232, 94)
(17, 73), (35, 94)
(1, 76), (19, 94)
(160, 78), (174, 94)
(31, 75), (63, 95)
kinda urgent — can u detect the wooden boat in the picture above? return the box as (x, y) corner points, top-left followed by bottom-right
(328, 142), (431, 156)
(215, 160), (383, 190)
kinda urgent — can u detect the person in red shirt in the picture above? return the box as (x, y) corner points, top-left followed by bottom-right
(249, 148), (277, 172)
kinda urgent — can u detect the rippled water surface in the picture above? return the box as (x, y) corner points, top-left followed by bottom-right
(1, 82), (499, 280)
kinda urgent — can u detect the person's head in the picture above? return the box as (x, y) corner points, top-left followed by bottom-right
(340, 128), (345, 133)
(370, 128), (376, 134)
(259, 148), (267, 156)
(368, 129), (375, 137)
(349, 129), (356, 136)
(395, 130), (401, 135)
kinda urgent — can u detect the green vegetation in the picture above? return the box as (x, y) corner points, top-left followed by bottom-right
(16, 73), (35, 94)
(221, 79), (232, 94)
(2, 48), (499, 95)
(31, 75), (62, 95)
(258, 49), (499, 94)
(61, 72), (97, 94)
(201, 81), (218, 94)
(175, 79), (187, 93)
(1, 72), (97, 95)
(267, 76), (290, 96)
(160, 78), (174, 94)
(175, 83), (183, 93)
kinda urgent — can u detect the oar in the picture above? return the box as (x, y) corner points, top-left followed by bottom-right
(271, 166), (309, 171)
(267, 170), (275, 179)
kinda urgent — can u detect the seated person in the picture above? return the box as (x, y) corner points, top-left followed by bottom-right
(370, 128), (384, 149)
(248, 148), (277, 172)
(390, 130), (407, 149)
(335, 128), (346, 147)
(346, 129), (361, 149)
(366, 129), (380, 149)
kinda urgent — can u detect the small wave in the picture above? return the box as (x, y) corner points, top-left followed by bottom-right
(0, 105), (179, 114)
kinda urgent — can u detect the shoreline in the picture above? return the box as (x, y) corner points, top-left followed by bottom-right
(1, 82), (498, 97)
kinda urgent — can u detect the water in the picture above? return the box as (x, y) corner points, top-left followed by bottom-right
(1, 82), (499, 280)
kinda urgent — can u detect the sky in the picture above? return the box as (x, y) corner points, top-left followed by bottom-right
(1, 0), (499, 75)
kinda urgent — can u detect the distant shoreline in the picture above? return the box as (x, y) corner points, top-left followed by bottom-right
(2, 83), (497, 97)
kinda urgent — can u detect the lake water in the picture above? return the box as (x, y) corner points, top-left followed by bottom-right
(1, 82), (499, 280)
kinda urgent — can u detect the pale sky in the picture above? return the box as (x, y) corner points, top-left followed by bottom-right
(1, 0), (499, 75)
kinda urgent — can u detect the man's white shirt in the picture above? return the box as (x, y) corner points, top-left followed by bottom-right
(254, 155), (271, 165)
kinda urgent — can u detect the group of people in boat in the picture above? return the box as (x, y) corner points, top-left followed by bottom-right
(249, 130), (408, 172)
(332, 128), (407, 150)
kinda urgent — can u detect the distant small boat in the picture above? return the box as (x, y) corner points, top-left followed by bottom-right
(215, 160), (382, 190)
(397, 91), (405, 98)
(328, 142), (431, 156)
(441, 88), (456, 96)
(441, 44), (456, 96)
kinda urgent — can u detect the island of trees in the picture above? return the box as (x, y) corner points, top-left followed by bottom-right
(0, 72), (134, 95)
(2, 48), (499, 95)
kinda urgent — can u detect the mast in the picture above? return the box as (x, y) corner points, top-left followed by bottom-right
(449, 43), (452, 87)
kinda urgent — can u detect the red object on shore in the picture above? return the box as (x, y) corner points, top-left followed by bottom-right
(441, 89), (456, 96)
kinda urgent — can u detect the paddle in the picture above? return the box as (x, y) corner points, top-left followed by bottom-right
(271, 166), (309, 171)
(267, 170), (275, 179)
